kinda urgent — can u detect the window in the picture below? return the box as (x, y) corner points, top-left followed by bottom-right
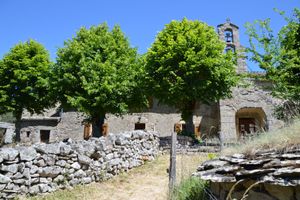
(26, 131), (30, 137)
(0, 128), (6, 145)
(239, 118), (256, 135)
(194, 125), (201, 138)
(135, 123), (146, 130)
(102, 123), (109, 136)
(83, 123), (92, 140)
(40, 130), (50, 143)
(225, 45), (235, 53)
(224, 29), (234, 43)
(174, 122), (186, 133)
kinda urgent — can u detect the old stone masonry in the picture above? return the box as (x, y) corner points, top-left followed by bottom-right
(0, 130), (159, 199)
(193, 147), (300, 200)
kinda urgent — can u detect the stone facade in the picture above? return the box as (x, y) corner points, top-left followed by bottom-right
(0, 122), (15, 145)
(0, 130), (159, 199)
(19, 111), (86, 144)
(0, 20), (284, 144)
(106, 99), (220, 137)
(219, 79), (284, 143)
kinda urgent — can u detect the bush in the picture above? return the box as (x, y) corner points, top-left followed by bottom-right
(173, 177), (208, 200)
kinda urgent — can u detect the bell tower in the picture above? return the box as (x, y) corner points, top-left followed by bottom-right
(217, 18), (247, 73)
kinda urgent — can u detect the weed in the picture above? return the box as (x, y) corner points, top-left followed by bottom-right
(173, 177), (208, 200)
(207, 153), (217, 160)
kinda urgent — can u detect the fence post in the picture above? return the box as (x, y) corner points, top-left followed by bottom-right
(169, 131), (177, 198)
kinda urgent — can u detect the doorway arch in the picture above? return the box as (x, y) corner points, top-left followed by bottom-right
(235, 107), (267, 138)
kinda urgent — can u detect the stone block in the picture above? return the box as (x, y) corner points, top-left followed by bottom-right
(1, 164), (18, 174)
(247, 190), (276, 200)
(0, 174), (11, 184)
(264, 184), (294, 200)
(0, 148), (19, 161)
(3, 128), (15, 144)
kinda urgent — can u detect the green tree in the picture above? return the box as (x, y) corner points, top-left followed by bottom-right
(53, 23), (147, 137)
(246, 8), (300, 118)
(145, 18), (238, 134)
(0, 39), (53, 140)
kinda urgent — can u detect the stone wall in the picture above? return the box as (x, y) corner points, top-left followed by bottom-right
(0, 122), (15, 145)
(0, 130), (159, 199)
(106, 99), (219, 137)
(219, 79), (284, 143)
(159, 135), (220, 153)
(20, 111), (86, 144)
(193, 147), (300, 200)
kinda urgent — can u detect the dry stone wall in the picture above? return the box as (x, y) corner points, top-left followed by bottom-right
(0, 130), (159, 199)
(193, 147), (300, 200)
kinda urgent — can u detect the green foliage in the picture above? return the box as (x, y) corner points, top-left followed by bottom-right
(146, 18), (238, 123)
(0, 113), (15, 123)
(0, 39), (53, 119)
(207, 153), (217, 160)
(245, 8), (300, 103)
(173, 177), (208, 200)
(53, 23), (147, 122)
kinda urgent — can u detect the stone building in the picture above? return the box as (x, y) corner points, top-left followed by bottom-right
(0, 20), (284, 144)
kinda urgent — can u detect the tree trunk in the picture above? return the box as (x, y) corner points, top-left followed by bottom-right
(185, 112), (194, 134)
(181, 101), (195, 134)
(14, 112), (22, 142)
(92, 114), (105, 138)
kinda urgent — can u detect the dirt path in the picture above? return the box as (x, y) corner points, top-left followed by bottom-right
(23, 154), (208, 200)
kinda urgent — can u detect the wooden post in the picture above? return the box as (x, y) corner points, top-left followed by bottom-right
(169, 131), (177, 198)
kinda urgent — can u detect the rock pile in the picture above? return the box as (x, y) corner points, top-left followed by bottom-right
(193, 147), (300, 200)
(159, 135), (220, 154)
(0, 131), (159, 199)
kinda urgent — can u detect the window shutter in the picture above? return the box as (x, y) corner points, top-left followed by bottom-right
(174, 123), (181, 133)
(102, 123), (108, 136)
(194, 125), (201, 138)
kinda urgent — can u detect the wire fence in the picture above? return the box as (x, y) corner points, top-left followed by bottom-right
(204, 188), (218, 200)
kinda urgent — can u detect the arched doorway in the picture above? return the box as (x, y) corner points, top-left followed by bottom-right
(235, 107), (267, 138)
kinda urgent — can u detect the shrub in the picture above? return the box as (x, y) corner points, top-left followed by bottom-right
(173, 177), (208, 200)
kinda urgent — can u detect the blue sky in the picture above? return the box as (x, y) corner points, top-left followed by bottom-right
(0, 0), (299, 71)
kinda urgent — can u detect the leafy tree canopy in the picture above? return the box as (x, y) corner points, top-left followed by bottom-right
(145, 18), (238, 132)
(0, 39), (52, 140)
(53, 23), (147, 136)
(246, 8), (300, 102)
(0, 39), (52, 119)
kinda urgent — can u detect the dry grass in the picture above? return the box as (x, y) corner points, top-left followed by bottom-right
(222, 119), (300, 156)
(19, 153), (208, 200)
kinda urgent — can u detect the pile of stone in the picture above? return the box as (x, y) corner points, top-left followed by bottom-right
(193, 147), (300, 200)
(159, 135), (220, 154)
(0, 131), (159, 199)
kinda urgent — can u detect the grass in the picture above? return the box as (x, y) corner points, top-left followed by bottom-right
(222, 119), (300, 156)
(19, 153), (208, 200)
(173, 177), (208, 200)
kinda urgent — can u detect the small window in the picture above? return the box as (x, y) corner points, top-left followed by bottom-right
(224, 29), (234, 43)
(174, 123), (186, 133)
(40, 130), (50, 143)
(0, 128), (6, 145)
(194, 125), (201, 138)
(26, 131), (30, 137)
(135, 123), (145, 130)
(102, 123), (109, 136)
(174, 123), (181, 133)
(225, 45), (235, 53)
(0, 128), (6, 136)
(83, 123), (92, 140)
